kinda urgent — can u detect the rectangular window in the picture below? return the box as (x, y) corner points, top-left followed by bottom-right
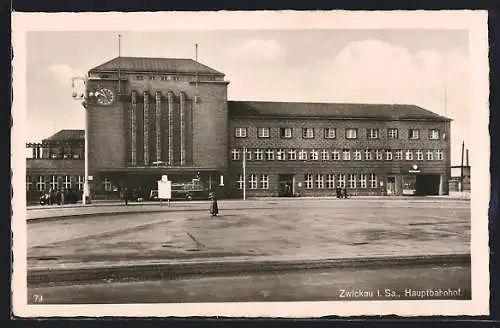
(260, 174), (269, 189)
(104, 178), (112, 192)
(337, 174), (346, 188)
(302, 128), (314, 139)
(136, 75), (144, 80)
(387, 128), (399, 139)
(77, 176), (84, 190)
(276, 149), (285, 160)
(50, 176), (58, 190)
(235, 127), (247, 138)
(348, 174), (356, 188)
(367, 128), (379, 139)
(369, 174), (377, 188)
(354, 150), (362, 161)
(321, 149), (329, 160)
(237, 174), (244, 190)
(280, 127), (292, 139)
(416, 150), (423, 161)
(265, 149), (274, 161)
(375, 149), (383, 160)
(26, 176), (32, 191)
(346, 128), (357, 139)
(63, 176), (71, 189)
(304, 174), (314, 189)
(37, 176), (46, 191)
(310, 149), (319, 160)
(255, 149), (263, 161)
(429, 129), (440, 140)
(258, 127), (270, 138)
(326, 174), (335, 189)
(409, 129), (420, 139)
(324, 128), (336, 139)
(364, 149), (372, 161)
(385, 150), (393, 161)
(316, 174), (324, 189)
(359, 174), (367, 188)
(395, 149), (403, 160)
(332, 149), (340, 161)
(299, 149), (308, 161)
(342, 149), (351, 161)
(288, 149), (297, 160)
(249, 174), (258, 189)
(231, 149), (240, 160)
(405, 150), (413, 161)
(149, 75), (156, 80)
(436, 150), (444, 160)
(245, 149), (252, 161)
(426, 150), (434, 161)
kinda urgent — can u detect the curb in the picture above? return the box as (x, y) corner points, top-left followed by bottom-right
(28, 253), (470, 286)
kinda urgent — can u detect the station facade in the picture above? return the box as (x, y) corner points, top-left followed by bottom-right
(45, 56), (452, 199)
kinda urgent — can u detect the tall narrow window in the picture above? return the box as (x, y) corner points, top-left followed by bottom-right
(276, 149), (285, 160)
(354, 150), (362, 161)
(77, 176), (84, 190)
(310, 149), (319, 160)
(395, 150), (403, 160)
(63, 176), (71, 189)
(385, 150), (393, 161)
(304, 174), (314, 189)
(375, 149), (383, 160)
(405, 150), (413, 161)
(255, 149), (263, 161)
(260, 174), (269, 189)
(26, 176), (32, 191)
(245, 149), (252, 161)
(337, 174), (346, 188)
(359, 174), (367, 188)
(332, 149), (340, 161)
(299, 149), (308, 161)
(321, 149), (329, 160)
(426, 150), (434, 161)
(237, 174), (244, 190)
(37, 176), (46, 191)
(364, 149), (372, 161)
(103, 178), (112, 192)
(288, 149), (297, 160)
(50, 176), (58, 190)
(249, 174), (258, 189)
(326, 174), (335, 189)
(342, 149), (351, 161)
(369, 174), (377, 188)
(231, 149), (240, 160)
(348, 174), (356, 188)
(265, 149), (275, 161)
(416, 150), (423, 160)
(316, 174), (324, 189)
(436, 150), (444, 160)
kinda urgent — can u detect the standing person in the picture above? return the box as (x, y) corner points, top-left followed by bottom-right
(59, 188), (65, 205)
(124, 187), (128, 206)
(209, 191), (219, 217)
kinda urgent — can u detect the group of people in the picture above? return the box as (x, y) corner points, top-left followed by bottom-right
(41, 188), (80, 205)
(335, 187), (350, 199)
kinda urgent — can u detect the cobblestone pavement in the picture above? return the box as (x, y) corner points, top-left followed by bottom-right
(27, 198), (470, 270)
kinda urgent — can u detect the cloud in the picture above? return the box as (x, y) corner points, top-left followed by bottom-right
(45, 64), (85, 85)
(230, 39), (286, 62)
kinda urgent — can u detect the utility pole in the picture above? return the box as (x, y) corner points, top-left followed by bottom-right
(118, 34), (122, 94)
(243, 147), (247, 200)
(460, 141), (465, 192)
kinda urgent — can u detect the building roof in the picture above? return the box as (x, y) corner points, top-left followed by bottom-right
(228, 101), (451, 121)
(43, 129), (85, 141)
(89, 57), (224, 75)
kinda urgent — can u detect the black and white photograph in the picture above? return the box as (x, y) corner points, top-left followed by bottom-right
(11, 11), (489, 317)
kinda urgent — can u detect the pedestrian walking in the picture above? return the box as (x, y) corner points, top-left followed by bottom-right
(124, 187), (128, 206)
(209, 191), (219, 217)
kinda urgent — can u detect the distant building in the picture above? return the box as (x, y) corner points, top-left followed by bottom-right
(48, 56), (452, 200)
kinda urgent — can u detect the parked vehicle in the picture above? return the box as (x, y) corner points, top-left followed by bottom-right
(148, 181), (210, 201)
(39, 188), (81, 205)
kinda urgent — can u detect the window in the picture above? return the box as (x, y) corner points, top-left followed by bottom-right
(160, 75), (169, 81)
(409, 129), (420, 139)
(26, 176), (32, 191)
(395, 150), (403, 160)
(385, 150), (393, 161)
(258, 127), (270, 138)
(321, 149), (329, 160)
(260, 174), (269, 189)
(136, 75), (144, 80)
(280, 127), (292, 139)
(324, 128), (336, 139)
(342, 149), (351, 160)
(63, 176), (71, 190)
(405, 150), (413, 161)
(249, 174), (258, 189)
(50, 176), (58, 190)
(235, 127), (247, 138)
(416, 150), (423, 161)
(364, 149), (372, 161)
(304, 174), (314, 189)
(302, 128), (314, 139)
(369, 174), (377, 188)
(426, 150), (434, 161)
(276, 149), (285, 160)
(37, 176), (46, 191)
(367, 128), (379, 139)
(265, 149), (274, 161)
(310, 149), (319, 160)
(103, 178), (112, 192)
(149, 75), (156, 80)
(77, 176), (84, 190)
(245, 149), (252, 161)
(436, 150), (444, 160)
(359, 174), (367, 188)
(288, 149), (297, 160)
(299, 149), (308, 160)
(255, 149), (263, 161)
(388, 128), (399, 139)
(231, 149), (240, 160)
(337, 174), (346, 188)
(429, 129), (440, 140)
(332, 149), (340, 161)
(354, 150), (362, 161)
(375, 149), (383, 160)
(237, 174), (244, 190)
(346, 128), (357, 139)
(316, 174), (324, 189)
(348, 174), (356, 188)
(326, 174), (335, 189)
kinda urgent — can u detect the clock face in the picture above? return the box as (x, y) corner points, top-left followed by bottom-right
(95, 88), (114, 106)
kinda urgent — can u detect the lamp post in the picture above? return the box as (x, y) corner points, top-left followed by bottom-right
(72, 76), (89, 205)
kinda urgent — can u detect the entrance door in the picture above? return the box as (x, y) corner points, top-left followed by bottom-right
(386, 176), (396, 195)
(278, 174), (294, 197)
(416, 174), (440, 195)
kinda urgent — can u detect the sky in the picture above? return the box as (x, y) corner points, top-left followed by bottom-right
(26, 29), (470, 165)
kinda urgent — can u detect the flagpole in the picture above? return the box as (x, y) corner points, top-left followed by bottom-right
(118, 34), (122, 94)
(243, 147), (246, 200)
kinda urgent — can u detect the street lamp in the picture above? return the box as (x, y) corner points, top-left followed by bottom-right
(71, 76), (89, 205)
